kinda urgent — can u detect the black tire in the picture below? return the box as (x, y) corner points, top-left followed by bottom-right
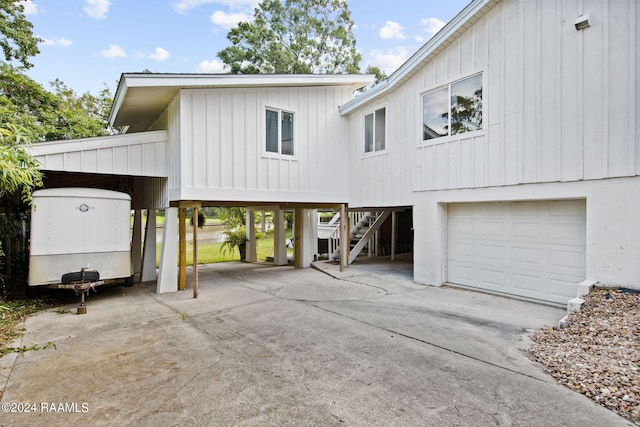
(122, 275), (134, 287)
(62, 269), (100, 284)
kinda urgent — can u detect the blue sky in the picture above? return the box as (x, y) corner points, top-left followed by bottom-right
(22, 0), (471, 95)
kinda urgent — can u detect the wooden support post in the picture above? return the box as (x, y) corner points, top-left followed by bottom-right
(391, 211), (397, 261)
(178, 208), (187, 291)
(193, 206), (199, 298)
(339, 204), (347, 272)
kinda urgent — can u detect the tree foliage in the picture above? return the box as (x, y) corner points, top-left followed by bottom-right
(0, 0), (41, 68)
(0, 64), (114, 142)
(0, 124), (42, 204)
(218, 0), (361, 74)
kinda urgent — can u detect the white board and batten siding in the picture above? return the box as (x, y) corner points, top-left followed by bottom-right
(29, 131), (168, 178)
(173, 86), (352, 204)
(347, 0), (639, 208)
(412, 0), (639, 192)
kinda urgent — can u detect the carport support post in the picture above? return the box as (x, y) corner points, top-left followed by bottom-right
(273, 209), (288, 265)
(339, 204), (348, 271)
(192, 204), (200, 298)
(178, 208), (187, 291)
(157, 207), (178, 293)
(131, 210), (143, 281)
(293, 208), (316, 268)
(391, 211), (397, 261)
(245, 209), (257, 262)
(294, 208), (302, 268)
(141, 209), (157, 282)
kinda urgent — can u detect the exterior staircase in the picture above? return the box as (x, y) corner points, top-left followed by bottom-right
(328, 211), (391, 264)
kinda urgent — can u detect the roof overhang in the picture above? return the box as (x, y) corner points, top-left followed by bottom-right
(339, 0), (501, 116)
(109, 73), (375, 133)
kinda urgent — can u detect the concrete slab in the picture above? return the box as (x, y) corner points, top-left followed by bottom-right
(0, 262), (632, 426)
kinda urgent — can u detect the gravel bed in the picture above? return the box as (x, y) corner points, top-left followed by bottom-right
(529, 288), (640, 424)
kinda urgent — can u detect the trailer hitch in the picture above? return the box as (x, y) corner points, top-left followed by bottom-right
(62, 268), (102, 315)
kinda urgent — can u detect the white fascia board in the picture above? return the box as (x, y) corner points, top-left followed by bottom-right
(108, 75), (128, 126)
(119, 73), (375, 89)
(339, 0), (495, 116)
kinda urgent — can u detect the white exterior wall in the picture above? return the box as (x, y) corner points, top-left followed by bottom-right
(414, 177), (640, 290)
(347, 96), (415, 207)
(150, 96), (181, 204)
(30, 131), (168, 178)
(174, 86), (352, 204)
(343, 0), (640, 292)
(348, 0), (639, 207)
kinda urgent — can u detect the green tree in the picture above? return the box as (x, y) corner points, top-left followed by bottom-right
(365, 65), (387, 85)
(218, 0), (361, 74)
(47, 79), (114, 140)
(0, 65), (115, 141)
(0, 124), (42, 203)
(0, 0), (41, 68)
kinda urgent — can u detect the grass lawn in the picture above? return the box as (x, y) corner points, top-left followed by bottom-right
(155, 234), (292, 266)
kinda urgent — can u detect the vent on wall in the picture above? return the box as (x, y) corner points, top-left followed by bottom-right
(575, 14), (591, 30)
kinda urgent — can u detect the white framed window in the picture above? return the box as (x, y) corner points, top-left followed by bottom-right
(422, 73), (483, 142)
(364, 107), (386, 153)
(265, 107), (295, 156)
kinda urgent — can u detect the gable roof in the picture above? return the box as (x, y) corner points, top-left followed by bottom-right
(110, 73), (374, 133)
(339, 0), (500, 116)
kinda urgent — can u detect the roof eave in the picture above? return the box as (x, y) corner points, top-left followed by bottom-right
(109, 73), (375, 130)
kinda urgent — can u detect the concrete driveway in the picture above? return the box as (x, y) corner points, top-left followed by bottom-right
(0, 259), (631, 426)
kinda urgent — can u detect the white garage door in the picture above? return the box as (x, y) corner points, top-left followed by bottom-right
(447, 200), (586, 304)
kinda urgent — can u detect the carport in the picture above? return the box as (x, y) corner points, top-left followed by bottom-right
(28, 131), (168, 287)
(28, 131), (355, 295)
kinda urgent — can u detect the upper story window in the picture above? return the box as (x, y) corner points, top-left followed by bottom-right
(422, 73), (483, 141)
(364, 107), (386, 153)
(266, 108), (294, 156)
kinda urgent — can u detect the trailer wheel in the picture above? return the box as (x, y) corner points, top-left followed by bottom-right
(123, 275), (134, 287)
(62, 269), (100, 284)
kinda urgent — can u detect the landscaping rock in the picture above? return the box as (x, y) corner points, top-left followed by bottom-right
(529, 288), (640, 424)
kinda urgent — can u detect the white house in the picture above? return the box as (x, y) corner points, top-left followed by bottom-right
(340, 0), (640, 304)
(30, 0), (639, 305)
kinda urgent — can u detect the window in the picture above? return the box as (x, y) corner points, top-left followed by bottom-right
(266, 108), (294, 156)
(364, 107), (386, 153)
(422, 73), (483, 141)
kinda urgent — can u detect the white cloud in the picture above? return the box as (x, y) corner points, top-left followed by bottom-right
(41, 37), (73, 47)
(196, 59), (227, 73)
(420, 17), (446, 39)
(83, 0), (111, 19)
(20, 0), (38, 15)
(147, 47), (170, 61)
(172, 0), (258, 15)
(210, 10), (251, 28)
(379, 21), (405, 40)
(369, 47), (409, 75)
(100, 44), (125, 59)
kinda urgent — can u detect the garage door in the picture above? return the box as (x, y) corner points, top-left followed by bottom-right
(447, 200), (586, 304)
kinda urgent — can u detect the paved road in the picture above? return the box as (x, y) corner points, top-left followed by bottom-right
(0, 260), (631, 426)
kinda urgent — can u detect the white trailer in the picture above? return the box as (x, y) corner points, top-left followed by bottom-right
(28, 188), (133, 292)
